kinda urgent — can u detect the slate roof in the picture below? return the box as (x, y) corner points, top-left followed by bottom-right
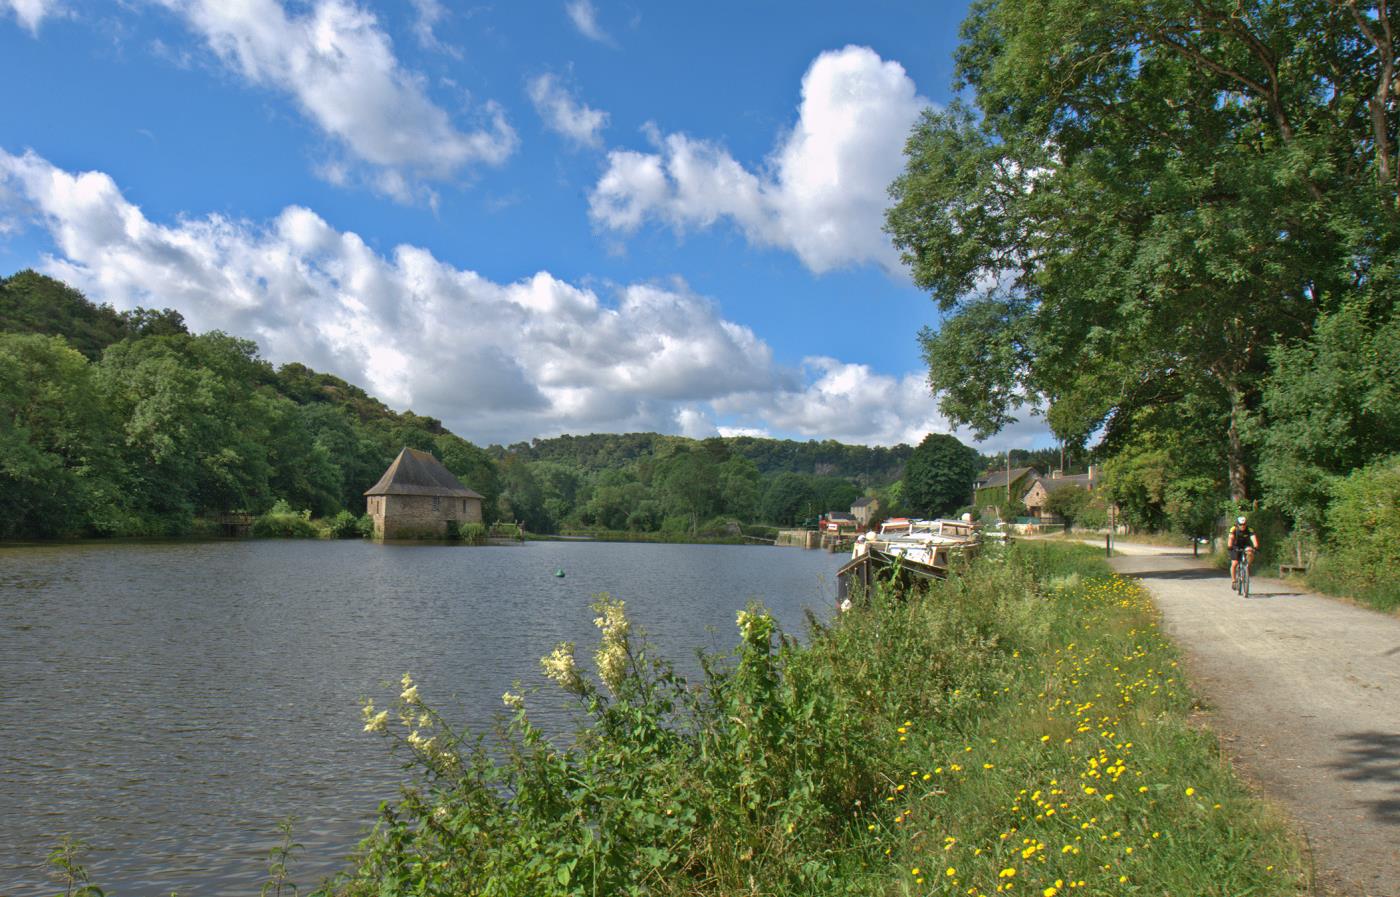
(365, 447), (483, 498)
(1044, 472), (1095, 492)
(852, 496), (878, 508)
(977, 467), (1037, 489)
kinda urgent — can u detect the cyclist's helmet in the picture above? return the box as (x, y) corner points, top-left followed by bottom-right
(1236, 516), (1247, 525)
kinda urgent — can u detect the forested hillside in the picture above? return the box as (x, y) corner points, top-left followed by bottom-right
(1, 271), (914, 539)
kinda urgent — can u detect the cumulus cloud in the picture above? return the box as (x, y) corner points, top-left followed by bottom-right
(156, 0), (515, 199)
(589, 45), (929, 273)
(564, 0), (611, 44)
(3, 0), (60, 32)
(527, 74), (609, 148)
(0, 148), (1049, 449)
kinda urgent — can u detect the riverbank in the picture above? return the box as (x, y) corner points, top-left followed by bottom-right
(328, 543), (1306, 896)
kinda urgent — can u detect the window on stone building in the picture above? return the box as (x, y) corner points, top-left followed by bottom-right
(432, 496), (441, 511)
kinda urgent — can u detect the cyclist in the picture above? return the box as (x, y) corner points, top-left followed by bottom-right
(1227, 516), (1259, 590)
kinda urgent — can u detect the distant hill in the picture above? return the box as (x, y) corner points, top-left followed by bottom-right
(2, 268), (911, 538)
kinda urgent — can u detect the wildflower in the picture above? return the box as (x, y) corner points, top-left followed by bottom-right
(502, 691), (524, 710)
(541, 642), (582, 692)
(912, 867), (921, 876)
(362, 710), (389, 733)
(1185, 787), (1195, 796)
(947, 867), (956, 876)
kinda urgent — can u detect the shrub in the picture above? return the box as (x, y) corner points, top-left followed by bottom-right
(324, 510), (362, 539)
(1309, 455), (1400, 612)
(456, 520), (490, 542)
(251, 500), (320, 538)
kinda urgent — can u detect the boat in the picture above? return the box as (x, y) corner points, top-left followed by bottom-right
(836, 516), (985, 604)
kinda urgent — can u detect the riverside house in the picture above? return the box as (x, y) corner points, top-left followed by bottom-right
(973, 466), (1038, 515)
(365, 447), (484, 539)
(1021, 467), (1101, 521)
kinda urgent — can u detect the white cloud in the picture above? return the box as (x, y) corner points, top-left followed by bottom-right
(0, 148), (1051, 450)
(3, 0), (59, 33)
(589, 45), (929, 273)
(565, 0), (611, 44)
(156, 0), (515, 198)
(527, 74), (609, 148)
(408, 0), (460, 58)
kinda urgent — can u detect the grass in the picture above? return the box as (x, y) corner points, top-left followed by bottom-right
(325, 541), (1305, 896)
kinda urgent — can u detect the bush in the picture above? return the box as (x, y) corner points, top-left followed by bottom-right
(453, 520), (492, 542)
(324, 510), (363, 539)
(1309, 456), (1400, 612)
(742, 524), (779, 541)
(251, 499), (321, 538)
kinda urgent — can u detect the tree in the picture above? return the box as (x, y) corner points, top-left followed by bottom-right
(717, 455), (762, 521)
(760, 473), (816, 526)
(1257, 304), (1400, 530)
(886, 0), (1400, 502)
(656, 446), (720, 533)
(0, 334), (119, 536)
(903, 433), (981, 518)
(1043, 485), (1091, 529)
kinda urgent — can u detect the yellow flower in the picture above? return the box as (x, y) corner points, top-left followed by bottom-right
(1185, 787), (1195, 796)
(911, 867), (921, 876)
(946, 867), (956, 876)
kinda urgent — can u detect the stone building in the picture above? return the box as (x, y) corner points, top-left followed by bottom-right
(1022, 466), (1101, 520)
(365, 447), (484, 539)
(851, 495), (881, 527)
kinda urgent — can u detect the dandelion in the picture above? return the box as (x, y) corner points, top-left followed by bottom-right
(1185, 787), (1195, 796)
(947, 867), (956, 876)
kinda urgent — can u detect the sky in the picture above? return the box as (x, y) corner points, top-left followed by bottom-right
(0, 0), (1051, 451)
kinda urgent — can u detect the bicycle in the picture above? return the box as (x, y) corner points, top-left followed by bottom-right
(1232, 549), (1253, 598)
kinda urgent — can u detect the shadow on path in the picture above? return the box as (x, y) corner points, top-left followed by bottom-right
(1328, 731), (1400, 827)
(1128, 567), (1221, 582)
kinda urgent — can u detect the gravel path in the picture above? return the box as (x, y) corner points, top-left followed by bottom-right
(1108, 548), (1400, 897)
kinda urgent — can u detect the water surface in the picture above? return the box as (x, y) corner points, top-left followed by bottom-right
(0, 540), (840, 896)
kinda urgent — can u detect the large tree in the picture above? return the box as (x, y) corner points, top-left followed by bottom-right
(887, 0), (1400, 501)
(903, 433), (982, 518)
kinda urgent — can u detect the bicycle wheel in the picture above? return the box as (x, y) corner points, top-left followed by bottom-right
(1241, 563), (1250, 598)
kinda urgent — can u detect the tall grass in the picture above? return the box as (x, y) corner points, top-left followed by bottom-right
(328, 542), (1304, 896)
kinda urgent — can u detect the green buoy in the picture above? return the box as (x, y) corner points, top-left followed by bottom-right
(555, 568), (566, 578)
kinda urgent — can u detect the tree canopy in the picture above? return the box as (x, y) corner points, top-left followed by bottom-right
(887, 0), (1399, 503)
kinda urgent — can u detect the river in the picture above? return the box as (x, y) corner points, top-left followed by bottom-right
(0, 539), (842, 896)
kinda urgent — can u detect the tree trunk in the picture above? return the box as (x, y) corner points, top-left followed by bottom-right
(1226, 384), (1250, 502)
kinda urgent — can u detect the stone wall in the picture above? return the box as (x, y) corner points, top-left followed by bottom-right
(370, 494), (483, 539)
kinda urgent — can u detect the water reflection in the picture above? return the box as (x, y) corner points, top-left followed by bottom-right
(0, 540), (838, 896)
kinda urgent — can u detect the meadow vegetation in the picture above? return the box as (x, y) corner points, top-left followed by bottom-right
(324, 543), (1303, 896)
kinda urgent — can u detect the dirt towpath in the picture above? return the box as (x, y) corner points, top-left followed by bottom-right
(1106, 548), (1400, 897)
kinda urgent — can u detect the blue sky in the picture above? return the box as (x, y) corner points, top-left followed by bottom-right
(0, 0), (1050, 450)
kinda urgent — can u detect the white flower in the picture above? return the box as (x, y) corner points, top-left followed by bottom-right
(502, 691), (524, 710)
(541, 642), (582, 692)
(362, 710), (389, 733)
